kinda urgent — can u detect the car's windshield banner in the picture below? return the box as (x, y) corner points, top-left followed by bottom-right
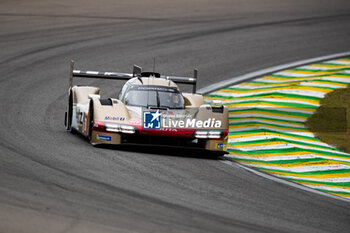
(132, 85), (179, 93)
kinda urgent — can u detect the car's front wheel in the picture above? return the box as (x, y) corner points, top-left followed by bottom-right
(88, 101), (94, 143)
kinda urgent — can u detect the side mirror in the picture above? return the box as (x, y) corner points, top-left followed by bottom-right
(88, 94), (100, 99)
(133, 65), (142, 77)
(211, 100), (223, 107)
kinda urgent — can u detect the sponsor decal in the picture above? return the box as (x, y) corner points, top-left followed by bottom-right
(97, 135), (111, 141)
(83, 114), (88, 134)
(162, 112), (193, 119)
(104, 116), (125, 121)
(217, 143), (225, 149)
(129, 119), (141, 125)
(159, 128), (178, 132)
(143, 110), (161, 129)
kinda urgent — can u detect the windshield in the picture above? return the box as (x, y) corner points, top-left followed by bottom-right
(124, 86), (185, 109)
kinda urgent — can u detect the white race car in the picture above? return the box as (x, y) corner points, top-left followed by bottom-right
(65, 61), (228, 154)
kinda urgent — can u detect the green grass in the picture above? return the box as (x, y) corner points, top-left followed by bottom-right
(305, 87), (350, 153)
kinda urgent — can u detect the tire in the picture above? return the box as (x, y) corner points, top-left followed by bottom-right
(65, 91), (73, 131)
(205, 150), (226, 159)
(88, 101), (94, 142)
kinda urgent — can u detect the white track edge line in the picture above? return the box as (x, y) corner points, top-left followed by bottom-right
(201, 51), (350, 202)
(198, 51), (350, 94)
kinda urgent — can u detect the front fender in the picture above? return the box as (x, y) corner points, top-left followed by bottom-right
(91, 98), (131, 123)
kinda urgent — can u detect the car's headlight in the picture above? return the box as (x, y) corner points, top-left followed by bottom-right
(105, 123), (136, 134)
(211, 100), (223, 108)
(194, 130), (222, 139)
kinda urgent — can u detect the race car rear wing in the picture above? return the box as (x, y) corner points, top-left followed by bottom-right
(69, 60), (198, 93)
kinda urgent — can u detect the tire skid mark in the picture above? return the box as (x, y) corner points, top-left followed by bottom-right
(157, 13), (350, 44)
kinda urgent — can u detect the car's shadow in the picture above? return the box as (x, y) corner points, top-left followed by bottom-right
(95, 143), (225, 160)
(68, 130), (225, 160)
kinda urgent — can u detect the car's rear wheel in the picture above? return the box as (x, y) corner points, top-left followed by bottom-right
(65, 91), (73, 131)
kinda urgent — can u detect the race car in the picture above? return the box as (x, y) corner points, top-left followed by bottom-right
(65, 61), (228, 154)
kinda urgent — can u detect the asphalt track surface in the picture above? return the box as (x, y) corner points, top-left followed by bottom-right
(1, 0), (350, 232)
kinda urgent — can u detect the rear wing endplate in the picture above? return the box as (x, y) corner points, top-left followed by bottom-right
(69, 60), (198, 93)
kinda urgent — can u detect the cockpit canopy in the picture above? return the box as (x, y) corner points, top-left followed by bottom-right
(121, 85), (185, 109)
